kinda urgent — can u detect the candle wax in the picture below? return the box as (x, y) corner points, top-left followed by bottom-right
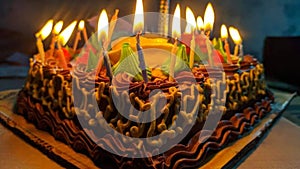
(169, 39), (178, 81)
(181, 33), (192, 55)
(82, 27), (88, 43)
(103, 50), (113, 81)
(56, 42), (68, 69)
(189, 34), (195, 68)
(205, 36), (214, 66)
(36, 36), (45, 64)
(233, 45), (239, 57)
(107, 34), (173, 64)
(239, 44), (244, 59)
(224, 40), (232, 64)
(73, 31), (81, 51)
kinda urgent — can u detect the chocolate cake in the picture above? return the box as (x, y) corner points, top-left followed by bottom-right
(16, 45), (274, 168)
(15, 3), (274, 168)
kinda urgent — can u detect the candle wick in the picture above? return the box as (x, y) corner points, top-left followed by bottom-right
(205, 30), (211, 38)
(136, 31), (142, 44)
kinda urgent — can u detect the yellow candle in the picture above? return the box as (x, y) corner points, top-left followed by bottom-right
(82, 22), (88, 43)
(229, 26), (242, 57)
(189, 35), (196, 68)
(36, 37), (45, 64)
(186, 7), (196, 69)
(105, 9), (119, 50)
(203, 2), (215, 66)
(221, 24), (232, 64)
(97, 9), (113, 80)
(169, 4), (181, 81)
(49, 20), (63, 57)
(204, 3), (215, 34)
(73, 20), (84, 51)
(35, 19), (53, 64)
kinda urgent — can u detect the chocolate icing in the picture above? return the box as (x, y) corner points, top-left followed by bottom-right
(16, 55), (274, 169)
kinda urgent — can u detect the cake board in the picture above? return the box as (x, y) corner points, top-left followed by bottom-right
(0, 89), (296, 169)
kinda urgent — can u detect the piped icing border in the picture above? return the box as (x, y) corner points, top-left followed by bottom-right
(16, 89), (273, 169)
(16, 55), (273, 168)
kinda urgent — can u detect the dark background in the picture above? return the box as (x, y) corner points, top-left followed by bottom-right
(0, 0), (300, 88)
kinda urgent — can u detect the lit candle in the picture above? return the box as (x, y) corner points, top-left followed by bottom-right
(73, 20), (84, 51)
(133, 0), (148, 83)
(221, 24), (232, 64)
(169, 4), (181, 81)
(97, 9), (113, 81)
(49, 20), (63, 57)
(196, 16), (204, 34)
(81, 20), (88, 43)
(57, 21), (77, 69)
(35, 19), (53, 64)
(229, 26), (243, 58)
(203, 2), (215, 66)
(185, 7), (197, 69)
(158, 0), (170, 36)
(105, 9), (119, 50)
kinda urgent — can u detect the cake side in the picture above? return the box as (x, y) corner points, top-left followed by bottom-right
(15, 54), (274, 168)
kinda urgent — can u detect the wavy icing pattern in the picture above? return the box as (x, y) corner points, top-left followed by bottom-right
(17, 89), (273, 169)
(16, 55), (273, 169)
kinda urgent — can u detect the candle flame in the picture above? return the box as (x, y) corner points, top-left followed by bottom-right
(221, 24), (228, 40)
(204, 2), (215, 31)
(172, 4), (181, 38)
(97, 9), (109, 42)
(229, 27), (242, 44)
(53, 20), (63, 35)
(133, 0), (144, 34)
(185, 7), (196, 33)
(36, 19), (53, 40)
(197, 16), (204, 31)
(58, 20), (77, 46)
(78, 20), (85, 31)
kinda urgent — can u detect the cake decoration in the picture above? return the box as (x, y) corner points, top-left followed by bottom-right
(15, 0), (274, 168)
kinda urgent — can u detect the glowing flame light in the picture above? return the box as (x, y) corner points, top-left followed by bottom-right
(53, 20), (63, 35)
(185, 7), (196, 33)
(221, 24), (228, 40)
(172, 4), (181, 38)
(78, 20), (85, 31)
(197, 16), (204, 31)
(36, 19), (53, 40)
(97, 10), (109, 42)
(58, 20), (77, 46)
(133, 0), (144, 34)
(229, 26), (242, 44)
(204, 3), (215, 31)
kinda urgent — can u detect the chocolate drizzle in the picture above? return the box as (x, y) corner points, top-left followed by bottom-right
(16, 55), (274, 169)
(17, 89), (273, 169)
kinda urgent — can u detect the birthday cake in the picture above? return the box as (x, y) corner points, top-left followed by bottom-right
(15, 2), (274, 169)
